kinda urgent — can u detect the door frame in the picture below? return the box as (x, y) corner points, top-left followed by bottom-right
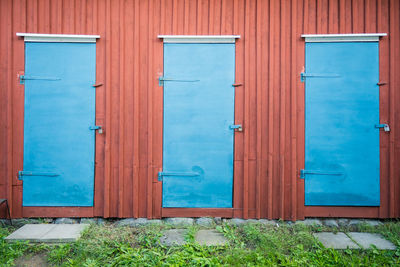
(15, 33), (101, 217)
(158, 35), (242, 217)
(300, 33), (389, 218)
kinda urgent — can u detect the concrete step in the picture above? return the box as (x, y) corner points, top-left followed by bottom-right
(5, 224), (89, 243)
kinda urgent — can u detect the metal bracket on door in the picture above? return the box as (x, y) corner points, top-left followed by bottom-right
(158, 76), (200, 86)
(229, 124), (243, 132)
(158, 171), (200, 181)
(375, 124), (390, 132)
(300, 72), (340, 83)
(300, 169), (343, 179)
(89, 125), (103, 134)
(18, 171), (59, 180)
(19, 75), (61, 84)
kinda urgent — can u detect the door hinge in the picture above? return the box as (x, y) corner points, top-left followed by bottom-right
(18, 171), (59, 180)
(158, 76), (200, 86)
(89, 125), (103, 134)
(375, 124), (390, 132)
(19, 75), (61, 84)
(300, 72), (340, 83)
(229, 124), (243, 132)
(158, 171), (200, 181)
(300, 169), (343, 179)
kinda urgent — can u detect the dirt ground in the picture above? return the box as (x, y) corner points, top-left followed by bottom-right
(14, 253), (49, 267)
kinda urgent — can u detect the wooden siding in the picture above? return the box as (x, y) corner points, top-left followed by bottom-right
(0, 0), (399, 220)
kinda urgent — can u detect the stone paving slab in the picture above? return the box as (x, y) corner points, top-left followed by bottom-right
(313, 232), (360, 249)
(195, 230), (228, 246)
(348, 232), (396, 250)
(160, 229), (187, 246)
(5, 224), (89, 243)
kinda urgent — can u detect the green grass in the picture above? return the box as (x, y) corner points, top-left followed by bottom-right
(1, 221), (399, 266)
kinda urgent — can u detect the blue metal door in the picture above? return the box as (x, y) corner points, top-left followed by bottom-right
(304, 42), (380, 206)
(161, 43), (235, 208)
(22, 42), (96, 206)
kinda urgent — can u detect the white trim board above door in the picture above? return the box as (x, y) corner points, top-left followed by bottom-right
(16, 33), (100, 43)
(301, 33), (387, 43)
(158, 35), (240, 43)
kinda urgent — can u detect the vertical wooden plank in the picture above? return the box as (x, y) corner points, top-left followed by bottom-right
(38, 0), (50, 33)
(221, 0), (233, 35)
(93, 0), (106, 217)
(377, 0), (390, 218)
(1, 0), (13, 216)
(201, 0), (209, 34)
(297, 0), (305, 220)
(328, 0), (339, 33)
(118, 0), (125, 217)
(233, 0), (244, 218)
(339, 0), (352, 33)
(281, 0), (292, 220)
(279, 0), (286, 219)
(50, 0), (62, 33)
(103, 0), (112, 217)
(290, 0), (299, 220)
(303, 0), (316, 34)
(138, 0), (149, 217)
(317, 0), (328, 34)
(188, 0), (197, 34)
(392, 0), (400, 217)
(365, 0), (377, 33)
(209, 0), (215, 34)
(63, 0), (74, 33)
(213, 0), (221, 34)
(86, 0), (93, 34)
(152, 0), (163, 219)
(352, 0), (365, 33)
(132, 0), (140, 218)
(242, 0), (251, 219)
(248, 0), (257, 216)
(267, 0), (274, 218)
(260, 0), (269, 219)
(26, 0), (38, 33)
(109, 0), (121, 217)
(271, 0), (281, 219)
(147, 0), (154, 219)
(183, 0), (190, 34)
(388, 0), (397, 217)
(255, 0), (262, 219)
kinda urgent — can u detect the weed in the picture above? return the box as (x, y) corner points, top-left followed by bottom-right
(2, 221), (400, 266)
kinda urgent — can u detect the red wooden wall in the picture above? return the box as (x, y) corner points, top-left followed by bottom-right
(0, 0), (399, 220)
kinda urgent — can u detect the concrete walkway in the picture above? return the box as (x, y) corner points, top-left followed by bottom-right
(160, 229), (229, 246)
(5, 224), (89, 243)
(314, 232), (396, 250)
(5, 224), (396, 250)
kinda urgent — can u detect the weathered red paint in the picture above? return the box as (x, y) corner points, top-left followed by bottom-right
(0, 0), (399, 220)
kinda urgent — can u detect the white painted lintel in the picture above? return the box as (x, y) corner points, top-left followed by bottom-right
(16, 33), (100, 43)
(158, 35), (240, 44)
(301, 33), (387, 42)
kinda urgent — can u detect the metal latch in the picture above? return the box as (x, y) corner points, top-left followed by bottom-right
(375, 124), (390, 132)
(300, 72), (340, 83)
(18, 171), (59, 180)
(159, 76), (200, 86)
(158, 171), (200, 181)
(229, 124), (243, 132)
(300, 169), (343, 179)
(89, 125), (103, 134)
(19, 75), (61, 84)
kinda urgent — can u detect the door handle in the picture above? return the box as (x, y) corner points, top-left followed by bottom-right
(375, 124), (390, 132)
(89, 125), (103, 134)
(229, 124), (243, 132)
